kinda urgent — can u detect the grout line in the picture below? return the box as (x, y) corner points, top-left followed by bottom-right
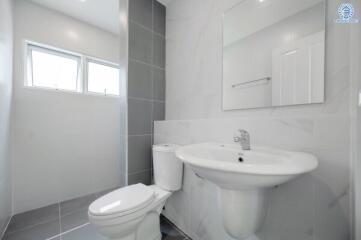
(129, 58), (165, 71)
(46, 234), (61, 240)
(60, 223), (90, 236)
(0, 216), (12, 239)
(128, 134), (153, 137)
(128, 134), (153, 138)
(128, 168), (153, 176)
(58, 203), (62, 240)
(151, 0), (155, 183)
(128, 96), (165, 103)
(129, 19), (165, 39)
(45, 223), (90, 240)
(4, 216), (59, 236)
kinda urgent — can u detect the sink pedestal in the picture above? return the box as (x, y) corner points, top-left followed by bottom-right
(220, 188), (268, 239)
(176, 143), (318, 240)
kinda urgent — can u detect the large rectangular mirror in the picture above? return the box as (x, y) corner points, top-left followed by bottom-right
(223, 0), (326, 110)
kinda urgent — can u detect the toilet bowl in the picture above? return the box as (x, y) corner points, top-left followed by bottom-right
(89, 144), (182, 240)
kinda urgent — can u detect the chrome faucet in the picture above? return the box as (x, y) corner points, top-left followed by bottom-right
(234, 129), (251, 150)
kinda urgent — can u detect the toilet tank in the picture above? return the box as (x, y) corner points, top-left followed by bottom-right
(152, 144), (183, 191)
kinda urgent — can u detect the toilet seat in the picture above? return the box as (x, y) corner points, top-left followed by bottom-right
(89, 143), (182, 240)
(89, 184), (155, 218)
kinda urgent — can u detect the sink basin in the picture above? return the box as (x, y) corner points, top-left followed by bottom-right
(175, 143), (318, 190)
(175, 143), (318, 239)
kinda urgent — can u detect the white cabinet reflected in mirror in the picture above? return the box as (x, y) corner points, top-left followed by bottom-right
(223, 0), (326, 110)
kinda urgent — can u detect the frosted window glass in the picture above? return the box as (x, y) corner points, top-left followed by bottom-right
(87, 61), (119, 96)
(31, 49), (79, 91)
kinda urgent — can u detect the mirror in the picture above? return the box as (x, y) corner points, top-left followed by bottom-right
(223, 0), (325, 110)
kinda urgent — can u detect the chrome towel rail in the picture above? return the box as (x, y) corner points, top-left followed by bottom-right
(232, 77), (271, 88)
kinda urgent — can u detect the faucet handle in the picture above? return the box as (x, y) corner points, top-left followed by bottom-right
(238, 129), (250, 137)
(237, 129), (251, 150)
(233, 136), (241, 142)
(233, 131), (242, 142)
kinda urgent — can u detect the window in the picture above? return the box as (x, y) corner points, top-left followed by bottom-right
(87, 60), (120, 96)
(27, 44), (81, 92)
(25, 41), (120, 96)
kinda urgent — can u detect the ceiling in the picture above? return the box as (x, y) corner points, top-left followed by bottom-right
(29, 0), (171, 36)
(29, 0), (120, 35)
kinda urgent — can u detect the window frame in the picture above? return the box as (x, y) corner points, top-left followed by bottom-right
(84, 57), (121, 97)
(24, 40), (120, 97)
(25, 41), (82, 92)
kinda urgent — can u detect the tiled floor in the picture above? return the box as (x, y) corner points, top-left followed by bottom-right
(3, 192), (190, 240)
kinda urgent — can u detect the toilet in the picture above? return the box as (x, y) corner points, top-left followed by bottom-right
(88, 144), (182, 240)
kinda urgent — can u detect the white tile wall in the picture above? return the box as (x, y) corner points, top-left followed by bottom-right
(154, 116), (351, 240)
(0, 0), (13, 235)
(154, 0), (356, 239)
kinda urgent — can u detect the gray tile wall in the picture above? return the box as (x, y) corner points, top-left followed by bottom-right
(128, 0), (166, 185)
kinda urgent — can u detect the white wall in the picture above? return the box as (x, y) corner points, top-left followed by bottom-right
(12, 0), (123, 214)
(0, 0), (13, 235)
(351, 0), (361, 237)
(154, 0), (355, 239)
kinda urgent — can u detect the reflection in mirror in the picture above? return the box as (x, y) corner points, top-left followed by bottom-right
(223, 0), (325, 110)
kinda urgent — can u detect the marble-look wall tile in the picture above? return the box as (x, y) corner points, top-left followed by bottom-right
(154, 115), (351, 240)
(165, 0), (352, 120)
(161, 0), (353, 239)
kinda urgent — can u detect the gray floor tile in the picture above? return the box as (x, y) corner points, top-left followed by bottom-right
(61, 221), (188, 240)
(3, 201), (191, 240)
(3, 219), (60, 240)
(6, 204), (59, 233)
(60, 194), (97, 216)
(61, 224), (106, 240)
(61, 209), (89, 233)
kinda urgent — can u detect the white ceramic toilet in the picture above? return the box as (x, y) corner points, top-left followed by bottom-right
(88, 144), (182, 240)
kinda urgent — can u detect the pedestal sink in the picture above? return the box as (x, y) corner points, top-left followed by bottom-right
(175, 143), (318, 239)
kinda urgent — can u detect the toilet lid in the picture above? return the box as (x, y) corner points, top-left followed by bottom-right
(89, 184), (155, 216)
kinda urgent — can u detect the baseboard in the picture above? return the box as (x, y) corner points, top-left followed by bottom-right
(0, 216), (12, 240)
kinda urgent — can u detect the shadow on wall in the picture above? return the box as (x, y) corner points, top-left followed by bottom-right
(258, 174), (350, 240)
